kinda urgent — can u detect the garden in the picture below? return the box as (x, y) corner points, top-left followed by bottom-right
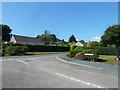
(67, 45), (120, 65)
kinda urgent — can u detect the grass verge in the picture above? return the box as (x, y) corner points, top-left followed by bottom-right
(66, 54), (119, 65)
(25, 52), (69, 55)
(2, 52), (69, 56)
(98, 55), (119, 65)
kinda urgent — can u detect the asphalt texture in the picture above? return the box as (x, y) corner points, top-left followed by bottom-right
(1, 54), (118, 88)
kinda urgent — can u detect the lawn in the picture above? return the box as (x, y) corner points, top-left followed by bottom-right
(26, 52), (69, 55)
(0, 49), (2, 56)
(0, 49), (2, 53)
(98, 55), (119, 65)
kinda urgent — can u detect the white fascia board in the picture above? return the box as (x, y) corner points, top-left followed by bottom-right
(10, 35), (16, 43)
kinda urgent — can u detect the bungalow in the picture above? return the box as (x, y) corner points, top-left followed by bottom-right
(10, 34), (44, 45)
(69, 42), (86, 46)
(75, 42), (86, 46)
(49, 41), (65, 45)
(68, 42), (76, 46)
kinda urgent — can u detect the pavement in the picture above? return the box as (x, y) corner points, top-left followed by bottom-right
(1, 54), (119, 88)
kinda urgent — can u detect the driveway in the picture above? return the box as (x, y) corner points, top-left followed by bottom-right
(1, 54), (118, 88)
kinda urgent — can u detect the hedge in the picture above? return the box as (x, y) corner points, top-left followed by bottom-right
(4, 46), (28, 56)
(75, 46), (120, 55)
(15, 44), (70, 52)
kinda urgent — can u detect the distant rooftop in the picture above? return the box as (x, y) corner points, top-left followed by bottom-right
(10, 34), (44, 45)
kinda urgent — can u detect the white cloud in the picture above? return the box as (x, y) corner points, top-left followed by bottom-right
(90, 36), (101, 42)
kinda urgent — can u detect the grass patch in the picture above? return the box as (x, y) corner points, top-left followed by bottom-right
(3, 52), (69, 56)
(67, 54), (119, 65)
(25, 52), (69, 55)
(98, 55), (119, 65)
(0, 49), (2, 53)
(0, 49), (2, 57)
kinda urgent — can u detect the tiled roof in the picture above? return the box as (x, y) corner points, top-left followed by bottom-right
(12, 34), (44, 45)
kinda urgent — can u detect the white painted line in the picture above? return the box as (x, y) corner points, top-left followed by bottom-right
(56, 56), (103, 70)
(17, 60), (29, 65)
(56, 73), (104, 88)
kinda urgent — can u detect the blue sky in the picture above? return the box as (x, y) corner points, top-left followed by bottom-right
(2, 2), (118, 42)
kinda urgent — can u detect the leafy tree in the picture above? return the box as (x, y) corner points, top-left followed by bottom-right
(101, 25), (120, 60)
(68, 35), (77, 43)
(87, 41), (99, 47)
(37, 30), (58, 45)
(99, 40), (107, 47)
(37, 30), (50, 45)
(0, 24), (12, 42)
(50, 34), (57, 42)
(79, 40), (85, 43)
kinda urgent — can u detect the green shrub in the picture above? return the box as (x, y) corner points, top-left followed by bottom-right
(68, 47), (99, 61)
(2, 42), (15, 56)
(66, 53), (72, 58)
(73, 49), (99, 61)
(5, 46), (28, 55)
(82, 49), (100, 55)
(2, 42), (14, 49)
(70, 44), (77, 51)
(70, 49), (83, 58)
(83, 49), (99, 61)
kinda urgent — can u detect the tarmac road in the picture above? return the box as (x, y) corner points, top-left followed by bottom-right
(1, 54), (118, 88)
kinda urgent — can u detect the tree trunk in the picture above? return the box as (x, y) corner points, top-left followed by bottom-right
(116, 46), (120, 60)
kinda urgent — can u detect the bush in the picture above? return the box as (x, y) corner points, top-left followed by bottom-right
(66, 53), (72, 58)
(67, 47), (99, 61)
(82, 49), (100, 55)
(70, 44), (77, 51)
(2, 42), (14, 49)
(5, 46), (28, 55)
(70, 49), (83, 58)
(73, 49), (99, 61)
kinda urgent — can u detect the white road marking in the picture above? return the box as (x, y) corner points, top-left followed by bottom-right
(56, 73), (104, 88)
(17, 60), (29, 65)
(56, 56), (103, 70)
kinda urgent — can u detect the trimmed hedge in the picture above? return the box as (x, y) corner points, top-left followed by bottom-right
(15, 44), (70, 52)
(4, 46), (28, 55)
(75, 46), (120, 55)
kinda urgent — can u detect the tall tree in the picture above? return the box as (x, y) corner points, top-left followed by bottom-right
(36, 30), (50, 45)
(79, 40), (85, 43)
(50, 34), (57, 42)
(36, 30), (58, 45)
(0, 24), (12, 42)
(99, 40), (107, 47)
(87, 41), (99, 47)
(101, 25), (120, 60)
(68, 35), (77, 43)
